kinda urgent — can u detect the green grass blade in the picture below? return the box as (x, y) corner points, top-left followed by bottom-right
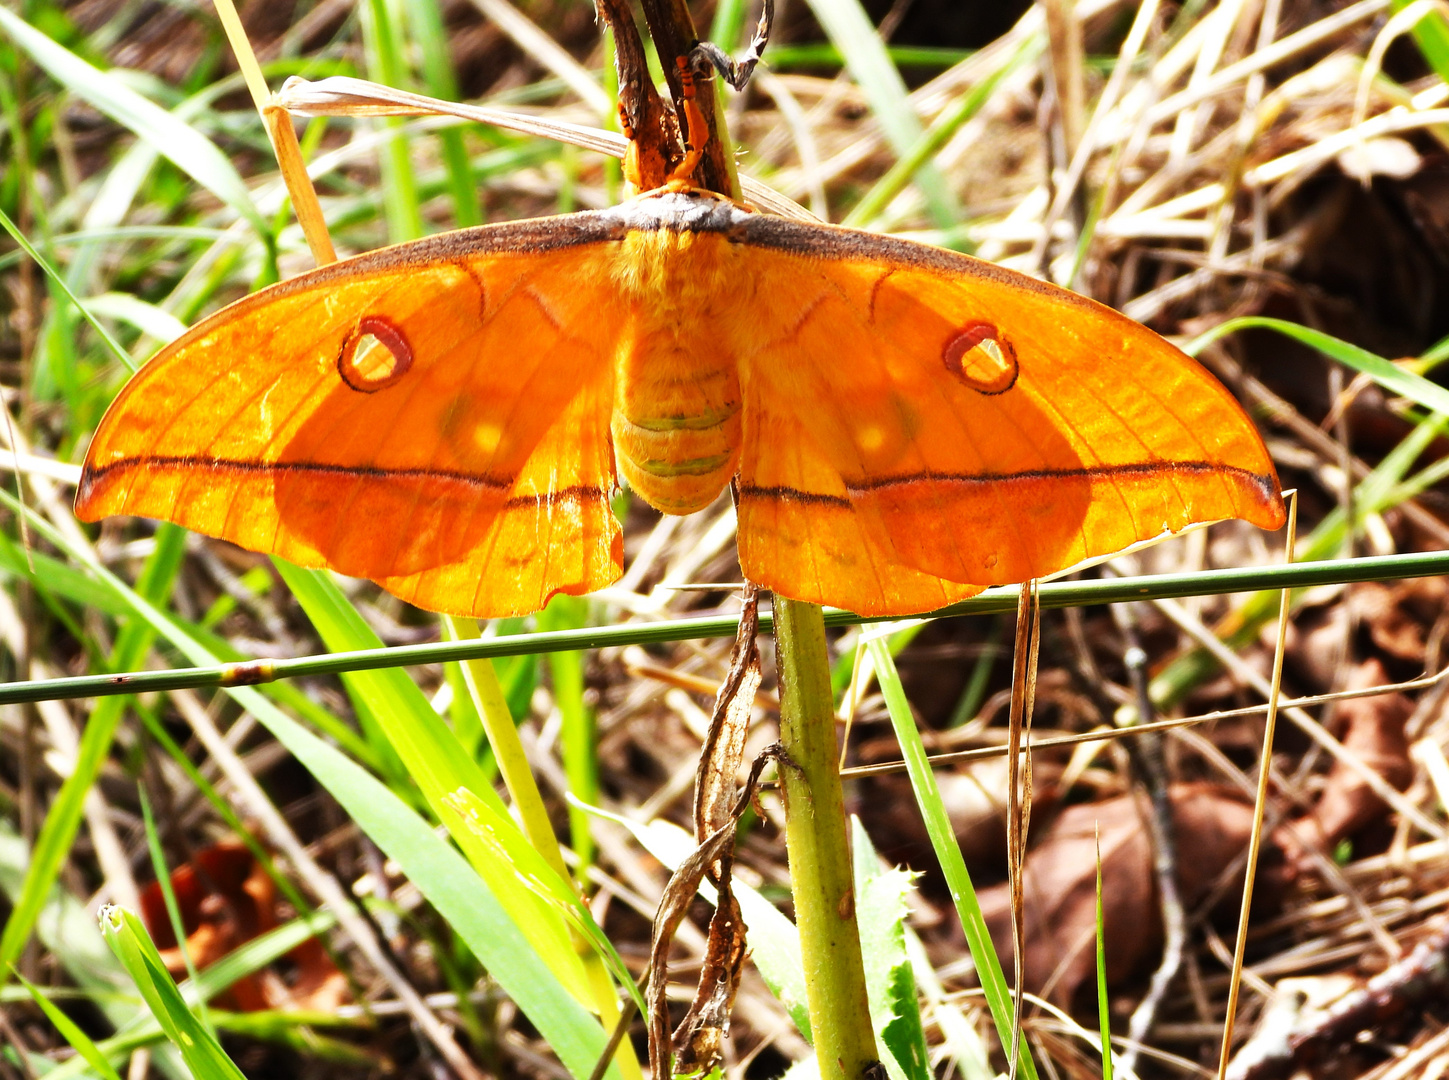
(359, 0), (424, 241)
(802, 0), (960, 230)
(845, 35), (1040, 229)
(951, 615), (1003, 727)
(539, 595), (598, 872)
(272, 561), (591, 1001)
(41, 914), (354, 1079)
(1413, 332), (1449, 373)
(209, 1010), (372, 1064)
(1095, 833), (1113, 1080)
(866, 636), (1038, 1080)
(0, 525), (380, 768)
(83, 292), (187, 346)
(12, 967), (125, 1080)
(708, 0), (749, 51)
(242, 704), (615, 1080)
(0, 7), (265, 236)
(1188, 317), (1449, 416)
(183, 912), (337, 1009)
(138, 786), (212, 1033)
(269, 561), (414, 792)
(99, 906), (249, 1080)
(0, 822), (138, 1025)
(0, 204), (134, 370)
(442, 641), (490, 766)
(407, 0), (483, 227)
(0, 531), (133, 616)
(444, 617), (566, 877)
(5, 497), (614, 1080)
(208, 1013), (369, 1065)
(445, 788), (645, 1015)
(34, 826), (334, 1080)
(1391, 0), (1449, 81)
(768, 43), (973, 69)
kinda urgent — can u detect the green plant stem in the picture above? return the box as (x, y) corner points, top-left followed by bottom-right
(4, 552), (1449, 706)
(773, 597), (879, 1080)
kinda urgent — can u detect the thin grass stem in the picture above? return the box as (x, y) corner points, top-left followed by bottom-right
(4, 551), (1448, 706)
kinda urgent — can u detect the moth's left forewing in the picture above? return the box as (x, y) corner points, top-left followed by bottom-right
(730, 216), (1285, 614)
(889, 253), (1287, 533)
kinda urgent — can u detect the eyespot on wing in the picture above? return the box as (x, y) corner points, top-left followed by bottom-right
(943, 322), (1018, 395)
(338, 315), (414, 392)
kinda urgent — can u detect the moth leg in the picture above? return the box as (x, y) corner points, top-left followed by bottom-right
(619, 102), (645, 190)
(667, 56), (710, 185)
(688, 0), (774, 91)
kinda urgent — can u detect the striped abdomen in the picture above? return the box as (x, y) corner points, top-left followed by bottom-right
(611, 334), (740, 514)
(610, 228), (743, 514)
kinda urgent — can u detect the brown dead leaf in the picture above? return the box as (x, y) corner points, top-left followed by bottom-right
(140, 841), (347, 1012)
(648, 818), (738, 1077)
(1295, 658), (1412, 855)
(1350, 579), (1449, 665)
(1287, 595), (1350, 692)
(980, 783), (1281, 1006)
(859, 757), (1064, 874)
(671, 854), (748, 1075)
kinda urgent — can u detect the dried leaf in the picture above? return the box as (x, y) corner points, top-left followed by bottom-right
(647, 817), (737, 1076)
(671, 856), (747, 1075)
(1351, 578), (1449, 664)
(980, 784), (1280, 1006)
(1299, 658), (1413, 851)
(650, 745), (780, 1078)
(694, 585), (762, 842)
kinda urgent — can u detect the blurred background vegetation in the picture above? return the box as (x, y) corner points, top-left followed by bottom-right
(3, 0), (1449, 1078)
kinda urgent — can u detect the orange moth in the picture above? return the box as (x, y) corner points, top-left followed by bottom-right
(76, 63), (1284, 618)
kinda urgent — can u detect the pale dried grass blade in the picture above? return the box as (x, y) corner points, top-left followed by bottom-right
(466, 0), (614, 115)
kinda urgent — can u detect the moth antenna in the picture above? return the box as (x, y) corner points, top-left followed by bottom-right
(688, 0), (773, 92)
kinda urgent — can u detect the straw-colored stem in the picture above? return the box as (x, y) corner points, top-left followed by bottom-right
(1217, 493), (1298, 1078)
(774, 597), (879, 1080)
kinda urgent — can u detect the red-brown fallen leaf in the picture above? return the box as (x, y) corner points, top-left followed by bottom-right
(1284, 578), (1447, 691)
(1350, 578), (1449, 664)
(979, 783), (1284, 1007)
(1291, 658), (1412, 858)
(140, 841), (347, 1012)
